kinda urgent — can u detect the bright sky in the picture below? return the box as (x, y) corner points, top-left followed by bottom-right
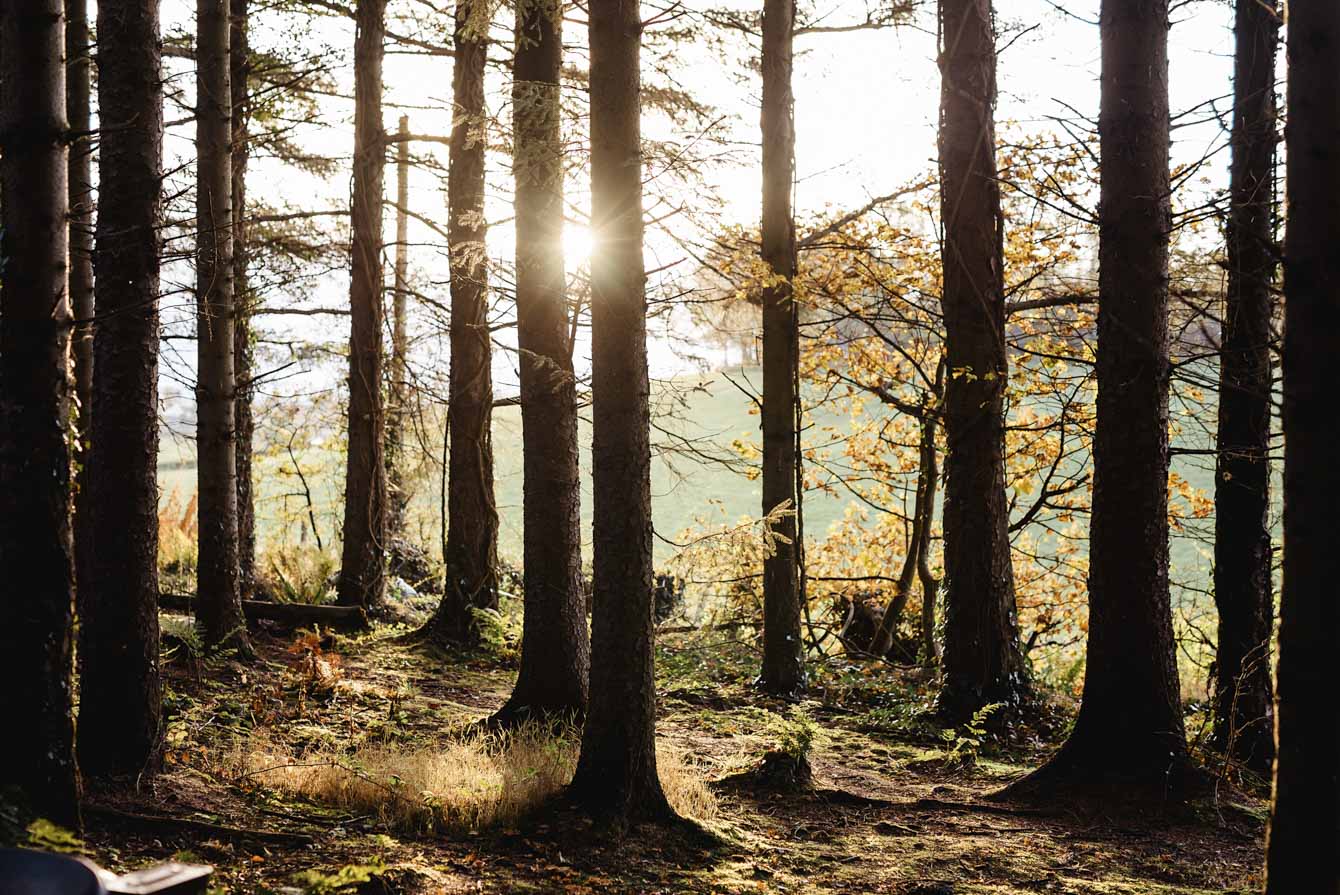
(151, 0), (1242, 404)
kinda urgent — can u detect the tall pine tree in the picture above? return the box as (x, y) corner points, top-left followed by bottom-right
(1000, 0), (1196, 797)
(336, 0), (389, 614)
(1264, 0), (1340, 887)
(0, 0), (82, 825)
(758, 0), (804, 698)
(569, 0), (675, 826)
(79, 0), (165, 779)
(489, 0), (588, 723)
(1211, 0), (1278, 773)
(934, 0), (1031, 723)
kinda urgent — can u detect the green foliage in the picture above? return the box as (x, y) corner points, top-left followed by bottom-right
(161, 614), (205, 661)
(261, 543), (338, 604)
(290, 862), (386, 894)
(940, 702), (1002, 767)
(766, 708), (821, 763)
(26, 818), (85, 854)
(469, 604), (519, 663)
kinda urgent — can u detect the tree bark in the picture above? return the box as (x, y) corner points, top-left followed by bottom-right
(67, 0), (96, 615)
(196, 0), (251, 653)
(79, 0), (164, 777)
(79, 0), (165, 778)
(489, 0), (587, 721)
(0, 0), (82, 826)
(568, 0), (674, 826)
(387, 114), (412, 537)
(336, 0), (388, 613)
(1211, 0), (1281, 777)
(1001, 0), (1195, 798)
(934, 0), (1030, 723)
(1265, 0), (1340, 888)
(1211, 0), (1278, 774)
(428, 0), (500, 641)
(232, 0), (257, 599)
(758, 0), (805, 697)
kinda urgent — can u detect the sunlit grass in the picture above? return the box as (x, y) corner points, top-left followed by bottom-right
(232, 723), (716, 835)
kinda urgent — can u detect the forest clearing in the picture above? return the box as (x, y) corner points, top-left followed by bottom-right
(1, 0), (1336, 887)
(64, 622), (1266, 893)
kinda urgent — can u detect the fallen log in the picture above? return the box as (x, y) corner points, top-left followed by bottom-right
(159, 593), (366, 628)
(86, 804), (316, 847)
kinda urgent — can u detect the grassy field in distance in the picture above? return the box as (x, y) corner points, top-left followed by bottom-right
(158, 365), (1257, 618)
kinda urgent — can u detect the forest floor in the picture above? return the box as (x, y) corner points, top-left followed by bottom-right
(59, 616), (1266, 895)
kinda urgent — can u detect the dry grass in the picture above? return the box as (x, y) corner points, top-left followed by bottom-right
(658, 744), (719, 823)
(257, 542), (339, 604)
(234, 724), (717, 835)
(158, 488), (199, 578)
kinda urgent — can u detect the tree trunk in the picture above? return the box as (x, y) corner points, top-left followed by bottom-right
(758, 0), (804, 697)
(387, 114), (412, 537)
(1265, 0), (1340, 888)
(67, 0), (96, 614)
(1003, 0), (1195, 797)
(336, 0), (388, 613)
(934, 0), (1029, 723)
(568, 0), (674, 826)
(196, 0), (251, 654)
(79, 0), (164, 778)
(428, 0), (500, 641)
(232, 0), (257, 599)
(919, 361), (945, 664)
(871, 372), (943, 659)
(1211, 0), (1277, 775)
(488, 0), (587, 721)
(0, 0), (82, 826)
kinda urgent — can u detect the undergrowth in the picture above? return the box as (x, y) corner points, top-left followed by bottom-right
(230, 722), (716, 835)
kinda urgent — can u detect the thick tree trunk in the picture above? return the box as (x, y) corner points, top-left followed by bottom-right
(758, 0), (804, 697)
(568, 0), (674, 826)
(0, 0), (82, 826)
(387, 114), (412, 537)
(79, 0), (165, 778)
(67, 0), (96, 612)
(336, 0), (388, 613)
(232, 0), (257, 599)
(1211, 0), (1277, 775)
(196, 0), (251, 653)
(429, 0), (500, 640)
(1003, 0), (1194, 797)
(489, 0), (587, 721)
(934, 0), (1029, 723)
(1265, 1), (1340, 888)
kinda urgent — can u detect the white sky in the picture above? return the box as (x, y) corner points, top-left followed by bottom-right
(151, 0), (1242, 404)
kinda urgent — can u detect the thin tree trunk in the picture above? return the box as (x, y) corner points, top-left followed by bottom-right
(489, 0), (587, 721)
(232, 0), (257, 599)
(196, 0), (251, 653)
(0, 0), (82, 826)
(919, 361), (945, 664)
(387, 114), (412, 537)
(1265, 0), (1340, 887)
(569, 0), (674, 826)
(934, 0), (1029, 723)
(1211, 0), (1278, 775)
(336, 0), (388, 614)
(1002, 0), (1195, 797)
(871, 390), (939, 658)
(429, 0), (499, 640)
(79, 0), (165, 778)
(67, 0), (96, 612)
(758, 0), (804, 697)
